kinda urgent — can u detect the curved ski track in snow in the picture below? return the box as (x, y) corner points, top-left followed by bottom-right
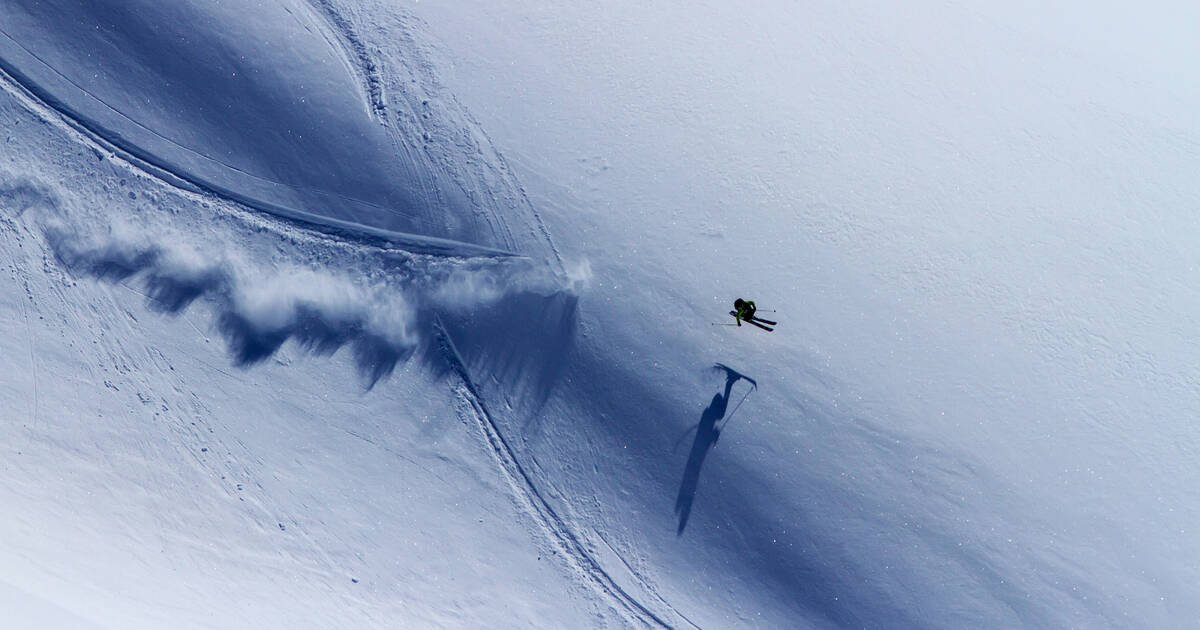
(435, 320), (684, 629)
(334, 6), (566, 272)
(301, 0), (388, 122)
(0, 25), (515, 259)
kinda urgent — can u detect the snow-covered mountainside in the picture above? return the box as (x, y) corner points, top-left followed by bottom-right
(2, 1), (1199, 628)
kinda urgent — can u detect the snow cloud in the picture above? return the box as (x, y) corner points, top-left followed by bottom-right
(39, 216), (420, 387)
(21, 190), (575, 389)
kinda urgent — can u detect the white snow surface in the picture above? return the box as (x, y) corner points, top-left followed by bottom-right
(1, 1), (1198, 628)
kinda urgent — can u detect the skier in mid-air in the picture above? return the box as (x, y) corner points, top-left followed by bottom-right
(732, 298), (776, 331)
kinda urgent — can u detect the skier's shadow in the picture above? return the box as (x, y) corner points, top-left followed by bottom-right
(674, 363), (757, 536)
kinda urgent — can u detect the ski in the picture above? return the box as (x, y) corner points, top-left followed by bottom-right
(745, 319), (774, 332)
(730, 311), (774, 331)
(729, 311), (776, 326)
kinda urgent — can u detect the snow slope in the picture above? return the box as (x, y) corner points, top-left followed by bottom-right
(0, 115), (591, 628)
(2, 0), (1200, 628)
(410, 1), (1200, 626)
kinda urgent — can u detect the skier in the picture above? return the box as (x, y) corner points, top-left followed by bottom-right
(733, 298), (756, 325)
(731, 298), (776, 331)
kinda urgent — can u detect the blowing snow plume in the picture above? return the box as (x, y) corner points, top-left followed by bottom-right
(43, 219), (419, 387)
(31, 196), (580, 392)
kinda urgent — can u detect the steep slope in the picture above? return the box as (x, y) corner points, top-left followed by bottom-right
(3, 0), (1200, 628)
(411, 0), (1200, 627)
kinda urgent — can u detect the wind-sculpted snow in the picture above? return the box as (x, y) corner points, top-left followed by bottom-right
(0, 0), (512, 253)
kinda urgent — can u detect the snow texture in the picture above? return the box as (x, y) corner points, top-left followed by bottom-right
(1, 0), (1198, 628)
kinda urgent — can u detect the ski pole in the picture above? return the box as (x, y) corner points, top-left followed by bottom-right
(718, 383), (756, 434)
(711, 322), (737, 326)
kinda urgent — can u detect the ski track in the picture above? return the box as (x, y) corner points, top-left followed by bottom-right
(301, 0), (387, 122)
(0, 25), (516, 259)
(592, 528), (704, 630)
(312, 1), (566, 272)
(473, 122), (566, 273)
(0, 59), (523, 261)
(281, 1), (540, 264)
(368, 15), (514, 254)
(435, 319), (677, 629)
